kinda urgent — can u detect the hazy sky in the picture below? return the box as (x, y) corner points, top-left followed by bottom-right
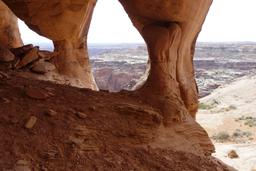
(18, 0), (256, 44)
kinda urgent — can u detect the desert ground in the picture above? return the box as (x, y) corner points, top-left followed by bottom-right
(197, 75), (256, 171)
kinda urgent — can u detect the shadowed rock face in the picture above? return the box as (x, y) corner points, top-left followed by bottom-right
(1, 0), (217, 157)
(0, 0), (22, 48)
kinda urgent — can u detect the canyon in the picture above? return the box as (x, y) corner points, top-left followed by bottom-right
(89, 42), (256, 98)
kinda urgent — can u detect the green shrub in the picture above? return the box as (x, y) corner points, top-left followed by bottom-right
(199, 103), (214, 110)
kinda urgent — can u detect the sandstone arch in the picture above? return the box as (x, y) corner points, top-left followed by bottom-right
(119, 0), (212, 124)
(1, 0), (213, 124)
(0, 0), (235, 166)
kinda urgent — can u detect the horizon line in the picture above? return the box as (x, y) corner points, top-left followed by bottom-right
(25, 41), (256, 45)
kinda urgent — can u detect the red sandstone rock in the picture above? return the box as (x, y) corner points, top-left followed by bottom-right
(16, 47), (39, 69)
(2, 0), (214, 148)
(0, 73), (235, 170)
(38, 50), (55, 60)
(31, 59), (56, 74)
(0, 71), (9, 79)
(119, 0), (212, 122)
(0, 0), (23, 49)
(25, 87), (54, 100)
(228, 150), (239, 159)
(2, 0), (98, 90)
(10, 44), (34, 57)
(0, 0), (235, 170)
(0, 46), (15, 62)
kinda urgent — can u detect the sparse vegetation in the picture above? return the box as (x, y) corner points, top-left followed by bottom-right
(232, 129), (252, 138)
(211, 131), (230, 142)
(199, 103), (214, 110)
(199, 99), (220, 110)
(235, 116), (256, 127)
(211, 129), (253, 143)
(216, 105), (237, 113)
(228, 105), (237, 110)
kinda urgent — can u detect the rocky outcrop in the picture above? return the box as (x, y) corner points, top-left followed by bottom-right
(1, 0), (211, 113)
(0, 0), (231, 169)
(0, 0), (22, 49)
(0, 73), (235, 170)
(2, 0), (98, 90)
(2, 0), (212, 120)
(119, 0), (212, 122)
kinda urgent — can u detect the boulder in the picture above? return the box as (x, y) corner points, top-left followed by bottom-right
(10, 44), (34, 57)
(16, 47), (39, 69)
(227, 150), (239, 159)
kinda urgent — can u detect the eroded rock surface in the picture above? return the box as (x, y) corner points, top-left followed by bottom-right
(0, 0), (22, 49)
(2, 0), (98, 90)
(1, 0), (211, 118)
(0, 0), (234, 170)
(119, 0), (212, 121)
(0, 73), (235, 170)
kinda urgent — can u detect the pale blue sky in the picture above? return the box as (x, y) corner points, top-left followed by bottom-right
(18, 0), (256, 44)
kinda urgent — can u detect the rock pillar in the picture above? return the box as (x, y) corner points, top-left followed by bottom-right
(119, 0), (212, 123)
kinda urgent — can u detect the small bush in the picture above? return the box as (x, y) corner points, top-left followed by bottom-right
(245, 119), (256, 127)
(212, 131), (230, 142)
(242, 131), (253, 137)
(199, 103), (214, 110)
(235, 116), (256, 127)
(232, 129), (243, 138)
(232, 129), (252, 138)
(228, 105), (237, 110)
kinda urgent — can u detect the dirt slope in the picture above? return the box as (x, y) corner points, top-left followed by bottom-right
(0, 69), (234, 171)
